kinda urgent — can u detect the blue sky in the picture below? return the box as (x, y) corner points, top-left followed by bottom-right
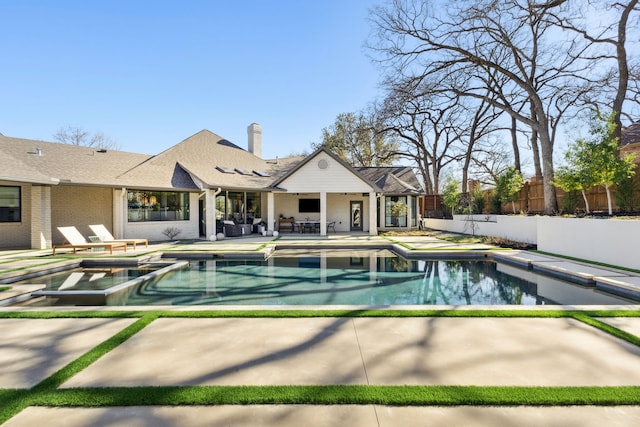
(0, 0), (382, 159)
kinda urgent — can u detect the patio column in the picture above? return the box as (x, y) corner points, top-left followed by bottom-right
(113, 187), (127, 239)
(406, 195), (413, 230)
(379, 195), (386, 231)
(30, 184), (52, 249)
(267, 192), (275, 232)
(205, 189), (219, 239)
(369, 191), (377, 235)
(320, 191), (327, 236)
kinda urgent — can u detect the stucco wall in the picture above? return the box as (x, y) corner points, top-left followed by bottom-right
(423, 215), (640, 270)
(424, 215), (538, 244)
(0, 181), (31, 248)
(537, 216), (640, 270)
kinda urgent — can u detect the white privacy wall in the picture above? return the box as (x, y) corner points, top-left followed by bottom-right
(425, 215), (538, 244)
(423, 215), (640, 270)
(537, 216), (640, 270)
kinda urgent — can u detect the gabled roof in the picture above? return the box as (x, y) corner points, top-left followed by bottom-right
(356, 166), (424, 195)
(0, 131), (424, 196)
(0, 134), (150, 186)
(115, 129), (302, 190)
(270, 146), (382, 191)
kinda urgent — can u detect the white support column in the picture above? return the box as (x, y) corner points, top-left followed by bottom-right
(369, 192), (377, 235)
(378, 195), (386, 232)
(205, 190), (215, 238)
(113, 188), (126, 239)
(267, 192), (275, 232)
(320, 191), (327, 236)
(406, 195), (413, 230)
(30, 185), (52, 249)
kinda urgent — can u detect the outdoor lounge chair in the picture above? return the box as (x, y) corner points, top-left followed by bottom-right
(53, 226), (127, 255)
(89, 224), (149, 250)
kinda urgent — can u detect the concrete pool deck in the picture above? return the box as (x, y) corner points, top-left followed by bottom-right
(0, 234), (640, 425)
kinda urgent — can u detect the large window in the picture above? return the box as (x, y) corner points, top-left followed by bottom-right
(385, 196), (407, 227)
(0, 186), (21, 222)
(215, 191), (262, 224)
(127, 190), (190, 222)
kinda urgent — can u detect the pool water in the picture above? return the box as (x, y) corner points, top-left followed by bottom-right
(111, 249), (630, 306)
(16, 264), (166, 291)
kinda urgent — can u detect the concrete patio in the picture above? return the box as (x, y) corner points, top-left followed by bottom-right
(0, 234), (639, 426)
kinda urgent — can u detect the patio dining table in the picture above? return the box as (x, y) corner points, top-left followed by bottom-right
(295, 220), (320, 233)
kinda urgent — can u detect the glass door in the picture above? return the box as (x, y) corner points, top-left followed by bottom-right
(350, 201), (363, 231)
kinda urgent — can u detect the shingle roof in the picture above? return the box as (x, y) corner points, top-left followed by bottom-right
(0, 134), (150, 186)
(355, 166), (424, 194)
(0, 131), (424, 196)
(114, 129), (302, 190)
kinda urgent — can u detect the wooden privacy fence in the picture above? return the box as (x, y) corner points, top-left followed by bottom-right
(420, 173), (640, 216)
(499, 178), (636, 214)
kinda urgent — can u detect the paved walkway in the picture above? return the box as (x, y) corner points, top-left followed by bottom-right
(1, 234), (639, 426)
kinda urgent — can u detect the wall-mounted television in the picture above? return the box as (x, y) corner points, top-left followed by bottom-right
(299, 198), (320, 213)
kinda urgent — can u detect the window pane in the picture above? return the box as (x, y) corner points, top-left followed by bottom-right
(385, 196), (407, 227)
(0, 186), (21, 222)
(127, 190), (190, 222)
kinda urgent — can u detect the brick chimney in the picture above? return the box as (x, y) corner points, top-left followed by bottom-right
(247, 123), (262, 158)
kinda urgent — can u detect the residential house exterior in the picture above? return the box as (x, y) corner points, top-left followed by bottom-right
(0, 124), (424, 249)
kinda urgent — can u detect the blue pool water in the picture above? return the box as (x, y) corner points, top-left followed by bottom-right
(19, 249), (633, 306)
(114, 249), (632, 306)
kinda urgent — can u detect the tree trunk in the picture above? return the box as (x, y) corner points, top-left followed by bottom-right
(605, 185), (613, 215)
(530, 105), (543, 180)
(581, 190), (590, 214)
(536, 114), (559, 215)
(510, 116), (521, 172)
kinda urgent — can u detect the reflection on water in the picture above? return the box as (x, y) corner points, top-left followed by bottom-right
(111, 249), (630, 306)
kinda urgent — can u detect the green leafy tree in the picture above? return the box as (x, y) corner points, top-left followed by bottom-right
(553, 163), (596, 214)
(316, 112), (398, 167)
(588, 115), (636, 215)
(441, 177), (461, 215)
(495, 166), (525, 214)
(557, 113), (636, 215)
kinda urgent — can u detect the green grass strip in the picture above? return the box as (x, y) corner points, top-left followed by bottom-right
(0, 314), (159, 424)
(2, 309), (639, 320)
(21, 385), (640, 407)
(32, 314), (158, 391)
(534, 250), (640, 274)
(0, 286), (11, 292)
(572, 313), (640, 347)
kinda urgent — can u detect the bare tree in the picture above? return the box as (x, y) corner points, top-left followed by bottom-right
(53, 125), (121, 150)
(380, 78), (468, 194)
(369, 0), (596, 214)
(544, 0), (640, 139)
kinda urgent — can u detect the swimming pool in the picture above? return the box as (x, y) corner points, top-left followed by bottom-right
(23, 249), (633, 306)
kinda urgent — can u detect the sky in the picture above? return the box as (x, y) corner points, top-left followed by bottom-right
(0, 0), (382, 159)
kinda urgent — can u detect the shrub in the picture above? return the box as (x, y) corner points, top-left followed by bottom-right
(615, 175), (640, 213)
(162, 227), (182, 240)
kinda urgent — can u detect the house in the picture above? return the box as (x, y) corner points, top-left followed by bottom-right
(0, 124), (424, 249)
(620, 122), (640, 162)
